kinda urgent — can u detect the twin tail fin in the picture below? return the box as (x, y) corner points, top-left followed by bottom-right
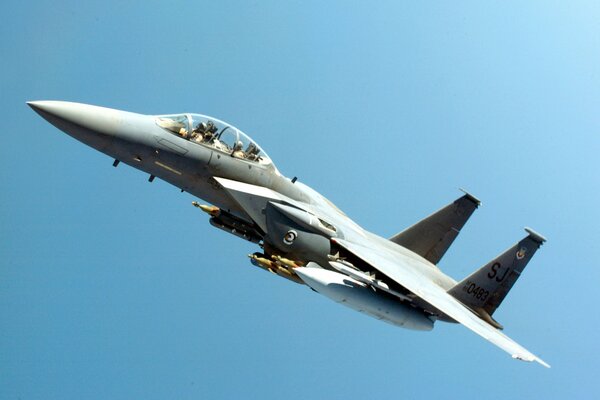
(448, 228), (546, 329)
(389, 190), (480, 265)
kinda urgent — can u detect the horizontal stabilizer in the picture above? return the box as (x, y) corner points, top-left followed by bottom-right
(448, 228), (547, 321)
(390, 190), (480, 264)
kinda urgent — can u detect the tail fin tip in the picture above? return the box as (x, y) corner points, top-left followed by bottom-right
(524, 227), (547, 245)
(459, 188), (481, 207)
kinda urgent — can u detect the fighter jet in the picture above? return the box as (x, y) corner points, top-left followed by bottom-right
(28, 101), (549, 367)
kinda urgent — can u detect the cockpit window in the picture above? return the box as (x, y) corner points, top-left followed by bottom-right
(156, 115), (188, 136)
(155, 113), (273, 166)
(215, 126), (237, 153)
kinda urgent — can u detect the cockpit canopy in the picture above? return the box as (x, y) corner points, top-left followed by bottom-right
(155, 113), (273, 166)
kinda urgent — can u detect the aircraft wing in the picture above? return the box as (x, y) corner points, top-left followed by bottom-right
(333, 237), (550, 368)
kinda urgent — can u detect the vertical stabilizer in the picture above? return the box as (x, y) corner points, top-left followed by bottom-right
(448, 228), (546, 328)
(389, 190), (480, 265)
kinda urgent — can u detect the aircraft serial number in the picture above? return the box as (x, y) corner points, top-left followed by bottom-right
(462, 280), (489, 302)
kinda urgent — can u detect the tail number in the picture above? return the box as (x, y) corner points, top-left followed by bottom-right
(462, 280), (489, 302)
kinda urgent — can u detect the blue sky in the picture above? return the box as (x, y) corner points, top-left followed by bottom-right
(2, 1), (599, 398)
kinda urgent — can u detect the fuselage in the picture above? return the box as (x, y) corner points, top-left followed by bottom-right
(29, 101), (459, 327)
(28, 101), (314, 219)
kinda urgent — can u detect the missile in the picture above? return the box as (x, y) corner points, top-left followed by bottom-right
(248, 253), (304, 285)
(192, 202), (220, 217)
(294, 266), (433, 330)
(248, 253), (275, 271)
(271, 255), (304, 269)
(328, 261), (412, 302)
(272, 266), (304, 284)
(329, 260), (373, 285)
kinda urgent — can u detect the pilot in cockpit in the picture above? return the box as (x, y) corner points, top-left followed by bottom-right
(203, 121), (218, 143)
(193, 121), (207, 133)
(245, 142), (260, 161)
(190, 122), (206, 143)
(232, 141), (245, 159)
(191, 120), (218, 144)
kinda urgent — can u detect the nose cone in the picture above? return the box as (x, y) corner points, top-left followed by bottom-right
(28, 100), (138, 153)
(28, 100), (85, 117)
(28, 100), (124, 135)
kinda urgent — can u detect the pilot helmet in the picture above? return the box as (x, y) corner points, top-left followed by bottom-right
(195, 121), (207, 132)
(207, 121), (217, 133)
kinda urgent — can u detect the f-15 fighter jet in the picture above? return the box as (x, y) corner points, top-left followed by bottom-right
(28, 101), (549, 367)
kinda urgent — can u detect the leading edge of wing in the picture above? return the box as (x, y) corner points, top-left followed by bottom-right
(333, 237), (550, 368)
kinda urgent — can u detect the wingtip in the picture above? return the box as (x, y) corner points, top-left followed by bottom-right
(537, 358), (551, 368)
(512, 354), (551, 368)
